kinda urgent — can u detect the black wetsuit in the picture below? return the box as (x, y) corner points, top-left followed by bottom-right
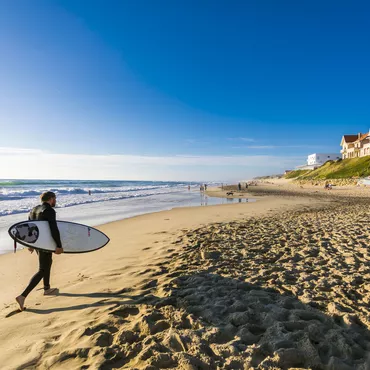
(21, 203), (62, 297)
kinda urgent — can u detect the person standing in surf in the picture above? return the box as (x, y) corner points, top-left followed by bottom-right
(16, 191), (63, 311)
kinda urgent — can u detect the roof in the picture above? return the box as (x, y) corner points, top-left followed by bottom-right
(359, 133), (370, 141)
(342, 135), (360, 143)
(340, 133), (370, 146)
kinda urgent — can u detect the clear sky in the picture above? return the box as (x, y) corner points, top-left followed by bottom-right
(0, 0), (369, 181)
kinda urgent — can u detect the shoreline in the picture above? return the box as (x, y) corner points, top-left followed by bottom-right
(0, 189), (255, 255)
(1, 183), (370, 369)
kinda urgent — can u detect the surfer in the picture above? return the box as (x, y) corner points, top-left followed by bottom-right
(16, 191), (63, 311)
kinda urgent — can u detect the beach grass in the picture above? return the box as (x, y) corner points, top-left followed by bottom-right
(286, 156), (370, 180)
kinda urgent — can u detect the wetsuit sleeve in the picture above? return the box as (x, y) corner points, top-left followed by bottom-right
(43, 207), (62, 248)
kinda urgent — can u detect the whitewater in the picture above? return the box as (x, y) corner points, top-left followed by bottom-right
(0, 179), (196, 216)
(0, 179), (231, 254)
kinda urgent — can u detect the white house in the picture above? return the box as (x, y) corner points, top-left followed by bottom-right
(307, 153), (341, 166)
(296, 153), (340, 170)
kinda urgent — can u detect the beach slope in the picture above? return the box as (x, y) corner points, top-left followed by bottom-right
(0, 186), (370, 369)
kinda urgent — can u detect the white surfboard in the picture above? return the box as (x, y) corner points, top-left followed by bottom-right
(8, 221), (109, 253)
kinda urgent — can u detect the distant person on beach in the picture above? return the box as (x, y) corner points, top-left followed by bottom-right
(238, 183), (241, 191)
(88, 190), (91, 195)
(188, 185), (190, 191)
(245, 183), (248, 189)
(324, 182), (332, 190)
(16, 191), (63, 311)
(200, 185), (204, 192)
(204, 184), (207, 191)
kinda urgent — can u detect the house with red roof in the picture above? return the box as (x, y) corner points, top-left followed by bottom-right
(341, 132), (370, 159)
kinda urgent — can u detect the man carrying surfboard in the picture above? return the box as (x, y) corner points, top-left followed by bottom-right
(16, 191), (63, 311)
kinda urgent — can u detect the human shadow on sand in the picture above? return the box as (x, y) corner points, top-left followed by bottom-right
(20, 291), (154, 315)
(4, 290), (136, 317)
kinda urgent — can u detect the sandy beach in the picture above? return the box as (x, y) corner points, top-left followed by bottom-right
(1, 183), (370, 369)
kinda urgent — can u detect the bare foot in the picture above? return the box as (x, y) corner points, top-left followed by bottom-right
(44, 288), (59, 296)
(15, 296), (25, 311)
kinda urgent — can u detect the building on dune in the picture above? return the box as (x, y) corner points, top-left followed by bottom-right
(341, 132), (370, 159)
(296, 153), (341, 170)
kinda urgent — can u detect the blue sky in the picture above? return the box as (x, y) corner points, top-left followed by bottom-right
(0, 0), (369, 181)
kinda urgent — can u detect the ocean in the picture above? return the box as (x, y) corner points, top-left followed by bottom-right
(0, 179), (196, 216)
(0, 179), (246, 254)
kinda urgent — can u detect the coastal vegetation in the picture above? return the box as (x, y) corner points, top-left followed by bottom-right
(284, 169), (310, 179)
(285, 157), (370, 180)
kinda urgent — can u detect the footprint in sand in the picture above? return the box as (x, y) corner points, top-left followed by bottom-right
(83, 323), (119, 336)
(110, 305), (140, 319)
(137, 268), (153, 276)
(140, 279), (158, 290)
(150, 266), (169, 276)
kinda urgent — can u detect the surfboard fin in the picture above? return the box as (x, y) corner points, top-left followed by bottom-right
(14, 239), (17, 253)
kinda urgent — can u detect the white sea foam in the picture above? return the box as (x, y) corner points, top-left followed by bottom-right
(0, 180), (199, 216)
(0, 179), (229, 255)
